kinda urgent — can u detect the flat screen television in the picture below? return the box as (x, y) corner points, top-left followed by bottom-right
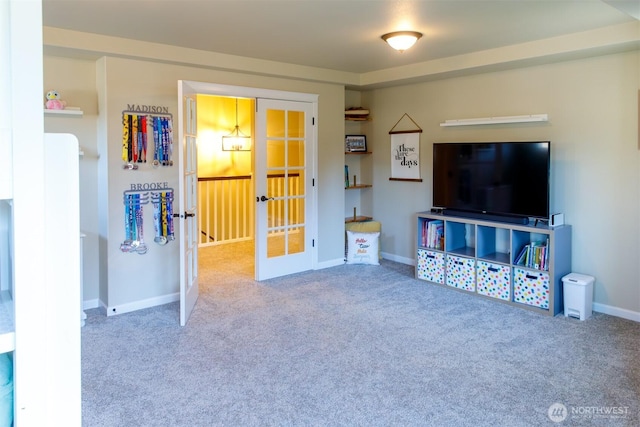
(433, 141), (550, 222)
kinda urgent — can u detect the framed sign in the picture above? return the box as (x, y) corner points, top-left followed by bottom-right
(388, 113), (423, 182)
(345, 135), (367, 152)
(390, 132), (421, 181)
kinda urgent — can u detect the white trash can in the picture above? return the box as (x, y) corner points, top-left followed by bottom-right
(562, 273), (594, 320)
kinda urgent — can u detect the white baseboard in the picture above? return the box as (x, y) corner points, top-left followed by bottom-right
(316, 254), (414, 269)
(379, 256), (639, 323)
(90, 258), (638, 324)
(83, 298), (99, 310)
(593, 302), (640, 322)
(105, 292), (179, 316)
(381, 252), (414, 266)
(316, 258), (346, 270)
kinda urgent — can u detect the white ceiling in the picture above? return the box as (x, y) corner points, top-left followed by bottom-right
(43, 0), (638, 75)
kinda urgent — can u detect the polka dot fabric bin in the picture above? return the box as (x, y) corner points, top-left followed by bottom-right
(477, 261), (511, 301)
(446, 255), (476, 292)
(417, 249), (445, 284)
(513, 267), (550, 309)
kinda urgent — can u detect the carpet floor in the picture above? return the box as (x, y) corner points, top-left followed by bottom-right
(81, 243), (639, 426)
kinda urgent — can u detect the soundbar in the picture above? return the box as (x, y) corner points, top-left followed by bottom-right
(441, 209), (529, 225)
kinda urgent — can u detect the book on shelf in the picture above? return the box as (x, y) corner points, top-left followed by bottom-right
(344, 165), (349, 188)
(514, 245), (528, 265)
(515, 239), (549, 270)
(422, 220), (444, 249)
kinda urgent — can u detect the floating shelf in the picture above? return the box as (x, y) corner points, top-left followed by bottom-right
(345, 151), (372, 155)
(345, 108), (370, 121)
(345, 184), (372, 190)
(44, 108), (84, 117)
(440, 114), (548, 127)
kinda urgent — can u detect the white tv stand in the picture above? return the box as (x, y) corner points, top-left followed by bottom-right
(416, 211), (571, 316)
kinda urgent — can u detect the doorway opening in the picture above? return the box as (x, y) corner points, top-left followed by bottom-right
(178, 80), (318, 324)
(196, 95), (255, 280)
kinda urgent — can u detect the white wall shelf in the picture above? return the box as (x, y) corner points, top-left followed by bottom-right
(44, 108), (83, 117)
(440, 114), (548, 127)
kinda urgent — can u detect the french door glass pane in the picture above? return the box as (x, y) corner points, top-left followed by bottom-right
(267, 109), (285, 137)
(288, 226), (304, 254)
(287, 110), (304, 138)
(287, 140), (304, 168)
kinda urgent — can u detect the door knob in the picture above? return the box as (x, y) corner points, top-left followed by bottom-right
(257, 195), (274, 202)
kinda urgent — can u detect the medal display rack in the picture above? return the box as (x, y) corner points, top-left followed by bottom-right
(150, 190), (175, 246)
(121, 110), (174, 170)
(120, 191), (150, 254)
(120, 188), (175, 254)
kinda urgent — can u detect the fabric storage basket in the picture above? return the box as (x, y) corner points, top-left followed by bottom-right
(477, 261), (511, 301)
(446, 255), (476, 292)
(417, 249), (445, 284)
(513, 267), (550, 309)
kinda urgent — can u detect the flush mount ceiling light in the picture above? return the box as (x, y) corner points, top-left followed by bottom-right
(222, 98), (251, 151)
(381, 31), (422, 52)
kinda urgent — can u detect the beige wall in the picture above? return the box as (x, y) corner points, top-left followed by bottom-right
(45, 54), (345, 310)
(43, 31), (640, 318)
(362, 50), (640, 314)
(43, 55), (99, 304)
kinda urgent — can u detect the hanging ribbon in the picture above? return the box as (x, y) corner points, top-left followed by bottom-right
(150, 189), (175, 245)
(121, 110), (173, 169)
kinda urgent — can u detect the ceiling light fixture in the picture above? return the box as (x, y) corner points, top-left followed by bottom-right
(222, 98), (251, 151)
(381, 31), (422, 52)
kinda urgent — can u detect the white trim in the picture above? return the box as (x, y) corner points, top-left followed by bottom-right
(381, 252), (414, 266)
(593, 302), (640, 323)
(82, 298), (100, 310)
(106, 292), (179, 316)
(316, 258), (346, 270)
(311, 100), (319, 272)
(180, 80), (319, 103)
(382, 256), (640, 323)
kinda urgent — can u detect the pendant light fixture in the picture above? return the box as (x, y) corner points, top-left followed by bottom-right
(381, 31), (423, 52)
(222, 98), (251, 151)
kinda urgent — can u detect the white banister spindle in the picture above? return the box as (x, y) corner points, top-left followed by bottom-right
(242, 179), (247, 238)
(204, 181), (211, 243)
(233, 179), (240, 239)
(197, 174), (300, 247)
(222, 180), (228, 241)
(278, 178), (284, 227)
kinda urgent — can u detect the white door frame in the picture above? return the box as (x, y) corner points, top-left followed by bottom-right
(182, 81), (319, 274)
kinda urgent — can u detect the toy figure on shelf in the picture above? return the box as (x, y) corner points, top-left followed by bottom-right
(44, 90), (66, 110)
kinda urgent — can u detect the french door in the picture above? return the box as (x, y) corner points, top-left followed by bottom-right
(178, 82), (199, 326)
(255, 98), (315, 280)
(178, 81), (318, 324)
